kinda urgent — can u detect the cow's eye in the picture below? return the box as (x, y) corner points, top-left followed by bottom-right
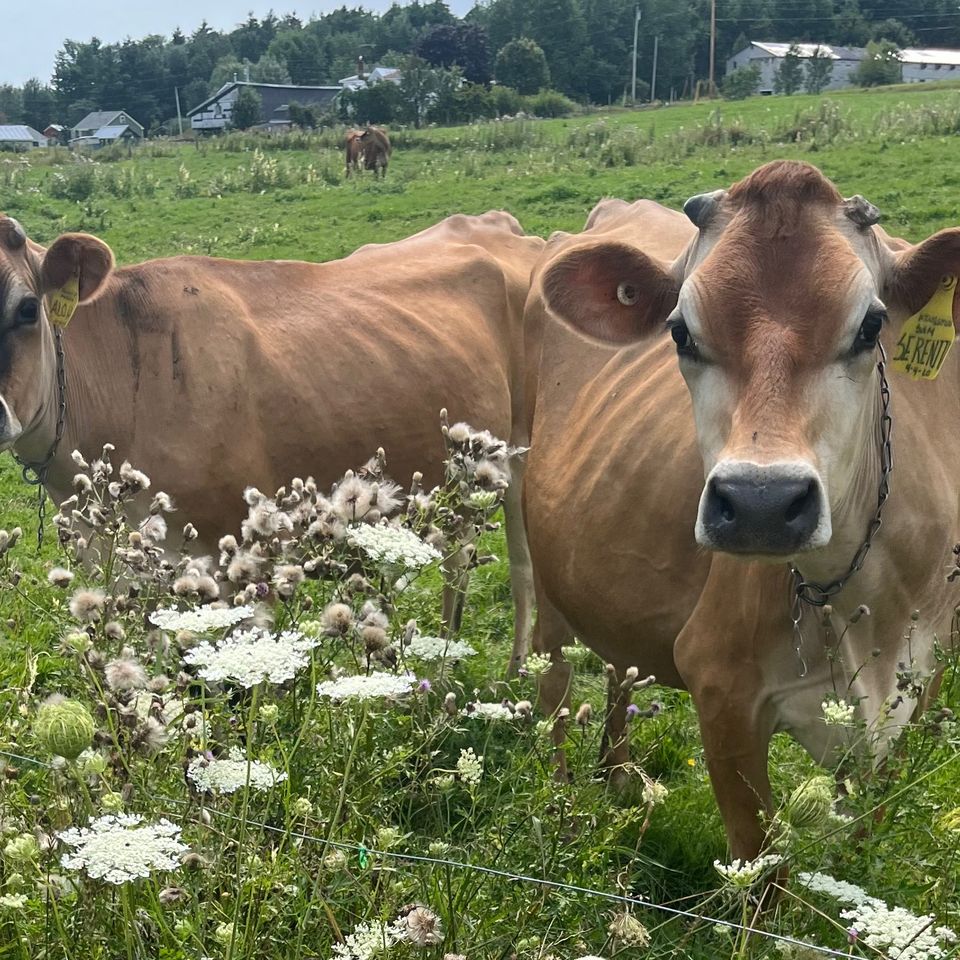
(15, 297), (39, 326)
(854, 310), (885, 352)
(670, 318), (697, 358)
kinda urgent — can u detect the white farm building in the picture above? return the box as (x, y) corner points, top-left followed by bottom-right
(726, 41), (960, 94)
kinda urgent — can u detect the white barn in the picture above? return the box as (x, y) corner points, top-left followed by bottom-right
(727, 41), (960, 93)
(725, 42), (864, 94)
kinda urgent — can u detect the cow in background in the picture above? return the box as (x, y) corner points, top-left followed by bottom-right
(344, 129), (364, 178)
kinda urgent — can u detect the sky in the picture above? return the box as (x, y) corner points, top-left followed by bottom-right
(5, 0), (476, 86)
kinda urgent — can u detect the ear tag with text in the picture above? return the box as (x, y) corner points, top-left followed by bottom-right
(47, 272), (80, 328)
(892, 275), (956, 380)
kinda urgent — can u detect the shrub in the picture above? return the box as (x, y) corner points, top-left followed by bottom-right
(494, 38), (550, 95)
(853, 40), (903, 87)
(523, 89), (578, 118)
(722, 65), (761, 100)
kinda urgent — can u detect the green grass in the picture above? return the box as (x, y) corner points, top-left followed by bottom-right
(0, 85), (959, 959)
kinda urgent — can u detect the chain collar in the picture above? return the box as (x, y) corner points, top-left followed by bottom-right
(789, 342), (893, 676)
(12, 324), (67, 550)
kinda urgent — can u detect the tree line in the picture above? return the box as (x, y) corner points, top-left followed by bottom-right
(1, 0), (957, 133)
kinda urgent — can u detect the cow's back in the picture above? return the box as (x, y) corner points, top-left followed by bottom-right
(58, 217), (544, 544)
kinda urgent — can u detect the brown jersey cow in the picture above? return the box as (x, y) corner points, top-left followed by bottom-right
(524, 160), (960, 860)
(0, 211), (543, 666)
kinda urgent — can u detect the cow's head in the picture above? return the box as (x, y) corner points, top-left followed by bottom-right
(540, 161), (960, 561)
(0, 217), (112, 453)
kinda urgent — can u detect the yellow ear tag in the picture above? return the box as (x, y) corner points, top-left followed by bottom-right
(892, 275), (957, 380)
(47, 272), (80, 328)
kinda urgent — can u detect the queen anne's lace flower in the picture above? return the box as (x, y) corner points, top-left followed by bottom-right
(150, 605), (254, 633)
(821, 699), (856, 725)
(714, 854), (783, 887)
(184, 627), (318, 687)
(405, 635), (477, 661)
(316, 671), (415, 702)
(330, 920), (396, 959)
(797, 872), (957, 960)
(348, 522), (441, 569)
(59, 814), (188, 884)
(462, 701), (514, 721)
(187, 748), (287, 794)
(456, 747), (483, 785)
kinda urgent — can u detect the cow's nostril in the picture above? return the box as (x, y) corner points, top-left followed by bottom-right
(718, 493), (735, 523)
(785, 481), (817, 524)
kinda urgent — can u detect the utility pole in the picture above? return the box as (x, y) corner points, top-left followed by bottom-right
(631, 6), (641, 104)
(651, 35), (659, 103)
(708, 0), (717, 95)
(175, 87), (184, 136)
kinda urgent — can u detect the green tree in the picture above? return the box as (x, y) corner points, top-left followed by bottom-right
(870, 18), (916, 47)
(253, 53), (291, 84)
(853, 40), (902, 86)
(0, 85), (23, 123)
(773, 43), (804, 94)
(494, 38), (549, 95)
(804, 45), (834, 93)
(229, 86), (262, 129)
(722, 64), (761, 99)
(21, 79), (58, 130)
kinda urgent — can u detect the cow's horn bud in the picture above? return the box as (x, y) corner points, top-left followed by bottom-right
(843, 195), (881, 228)
(683, 189), (725, 229)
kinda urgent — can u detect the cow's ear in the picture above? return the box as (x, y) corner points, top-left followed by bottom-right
(886, 227), (960, 331)
(40, 233), (114, 303)
(540, 241), (679, 344)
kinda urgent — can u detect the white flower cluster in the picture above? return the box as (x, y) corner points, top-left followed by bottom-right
(462, 701), (514, 721)
(641, 778), (669, 806)
(457, 747), (483, 785)
(714, 853), (783, 888)
(348, 522), (441, 569)
(316, 671), (415, 702)
(821, 699), (856, 725)
(798, 872), (957, 960)
(59, 814), (188, 885)
(522, 652), (552, 676)
(405, 635), (477, 661)
(184, 627), (318, 688)
(330, 920), (395, 960)
(186, 748), (287, 794)
(150, 605), (254, 633)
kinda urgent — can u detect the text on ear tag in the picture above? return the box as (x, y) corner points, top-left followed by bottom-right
(47, 273), (80, 328)
(892, 275), (956, 380)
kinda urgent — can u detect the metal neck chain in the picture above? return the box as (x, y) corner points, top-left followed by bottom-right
(789, 343), (893, 677)
(12, 325), (67, 550)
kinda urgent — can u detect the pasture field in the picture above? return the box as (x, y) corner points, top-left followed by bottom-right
(0, 85), (958, 959)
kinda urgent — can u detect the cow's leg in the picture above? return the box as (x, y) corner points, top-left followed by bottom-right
(533, 591), (574, 780)
(503, 457), (534, 676)
(676, 637), (776, 861)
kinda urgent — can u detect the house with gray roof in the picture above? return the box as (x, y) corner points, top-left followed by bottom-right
(187, 81), (341, 132)
(70, 110), (144, 144)
(0, 125), (48, 150)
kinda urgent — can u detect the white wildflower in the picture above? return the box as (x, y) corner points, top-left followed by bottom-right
(462, 701), (514, 721)
(391, 906), (444, 946)
(641, 778), (669, 806)
(609, 911), (650, 946)
(150, 605), (254, 633)
(522, 652), (552, 676)
(105, 657), (148, 692)
(0, 894), (29, 909)
(456, 747), (483, 785)
(187, 748), (287, 794)
(316, 671), (415, 702)
(822, 699), (856, 725)
(184, 627), (318, 688)
(348, 522), (441, 569)
(58, 814), (187, 884)
(714, 853), (783, 888)
(797, 872), (958, 960)
(331, 920), (396, 959)
(405, 635), (477, 661)
(47, 567), (74, 588)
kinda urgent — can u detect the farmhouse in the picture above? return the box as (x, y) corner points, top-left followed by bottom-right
(70, 110), (144, 145)
(727, 41), (960, 93)
(338, 64), (402, 92)
(187, 81), (341, 132)
(0, 125), (48, 150)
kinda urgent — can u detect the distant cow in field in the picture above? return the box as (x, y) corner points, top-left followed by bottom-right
(344, 129), (364, 177)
